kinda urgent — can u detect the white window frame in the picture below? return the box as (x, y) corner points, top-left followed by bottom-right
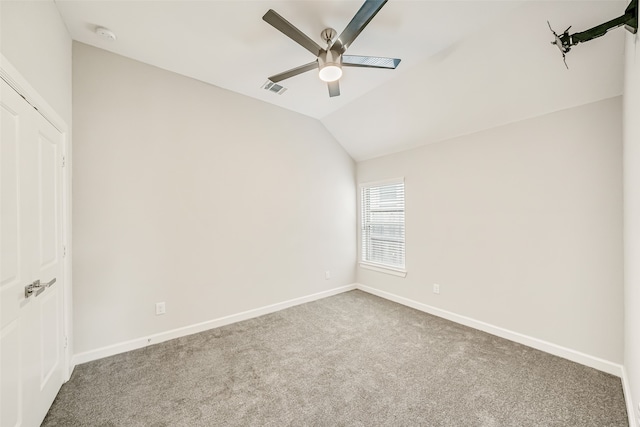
(359, 178), (407, 278)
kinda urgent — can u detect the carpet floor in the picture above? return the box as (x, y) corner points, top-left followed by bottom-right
(43, 290), (627, 426)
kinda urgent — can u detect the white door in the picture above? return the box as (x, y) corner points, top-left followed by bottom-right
(1, 78), (65, 426)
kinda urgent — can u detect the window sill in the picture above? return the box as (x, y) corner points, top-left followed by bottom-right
(359, 262), (407, 278)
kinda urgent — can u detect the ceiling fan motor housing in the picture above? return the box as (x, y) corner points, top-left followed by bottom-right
(319, 49), (341, 69)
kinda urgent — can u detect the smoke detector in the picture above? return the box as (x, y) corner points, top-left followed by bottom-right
(95, 27), (117, 41)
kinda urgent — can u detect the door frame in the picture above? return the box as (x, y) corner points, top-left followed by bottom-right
(1, 53), (74, 381)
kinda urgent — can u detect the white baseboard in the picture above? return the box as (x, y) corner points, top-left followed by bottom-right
(71, 284), (356, 368)
(355, 283), (624, 378)
(71, 282), (625, 384)
(622, 367), (638, 427)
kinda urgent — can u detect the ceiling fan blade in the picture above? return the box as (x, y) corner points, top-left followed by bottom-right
(331, 0), (388, 54)
(342, 55), (400, 69)
(263, 9), (324, 57)
(328, 80), (340, 97)
(268, 61), (318, 83)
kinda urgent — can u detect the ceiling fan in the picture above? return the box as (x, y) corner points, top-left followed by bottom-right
(262, 0), (401, 97)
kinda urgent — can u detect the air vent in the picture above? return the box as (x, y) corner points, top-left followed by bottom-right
(262, 80), (287, 95)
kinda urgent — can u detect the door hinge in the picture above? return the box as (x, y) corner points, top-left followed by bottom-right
(63, 245), (66, 258)
(62, 155), (66, 168)
(64, 336), (68, 349)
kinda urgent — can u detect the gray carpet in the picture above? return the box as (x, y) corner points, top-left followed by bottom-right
(43, 290), (627, 426)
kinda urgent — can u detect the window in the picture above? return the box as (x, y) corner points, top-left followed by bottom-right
(360, 179), (405, 275)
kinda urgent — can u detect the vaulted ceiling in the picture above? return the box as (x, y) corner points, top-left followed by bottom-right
(55, 0), (627, 160)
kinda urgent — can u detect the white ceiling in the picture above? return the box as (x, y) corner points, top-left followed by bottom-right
(55, 0), (627, 161)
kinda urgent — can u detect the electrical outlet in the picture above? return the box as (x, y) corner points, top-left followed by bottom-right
(325, 271), (331, 280)
(155, 302), (166, 315)
(433, 283), (440, 294)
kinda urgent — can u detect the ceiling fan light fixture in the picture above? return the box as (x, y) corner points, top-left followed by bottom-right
(318, 49), (342, 82)
(319, 64), (342, 82)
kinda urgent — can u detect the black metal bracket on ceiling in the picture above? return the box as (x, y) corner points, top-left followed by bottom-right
(548, 0), (638, 68)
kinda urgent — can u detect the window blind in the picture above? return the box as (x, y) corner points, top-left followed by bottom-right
(361, 180), (405, 269)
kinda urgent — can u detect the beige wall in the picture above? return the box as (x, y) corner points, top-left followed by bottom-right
(72, 42), (356, 354)
(357, 97), (623, 364)
(624, 31), (640, 425)
(0, 0), (72, 125)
